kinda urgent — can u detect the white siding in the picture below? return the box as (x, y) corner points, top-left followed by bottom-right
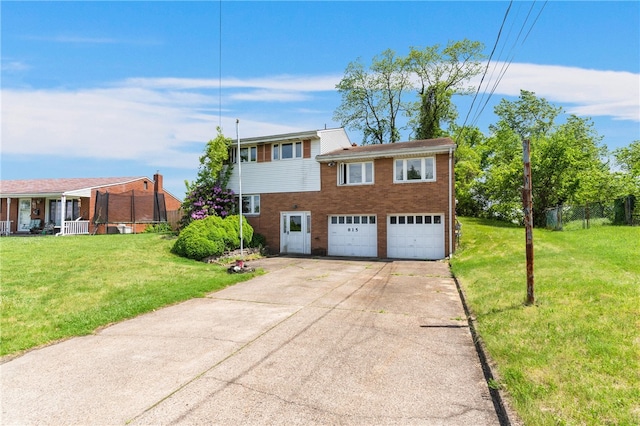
(318, 128), (352, 154)
(228, 141), (322, 194)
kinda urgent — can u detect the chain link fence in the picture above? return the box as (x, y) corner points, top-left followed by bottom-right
(546, 196), (637, 230)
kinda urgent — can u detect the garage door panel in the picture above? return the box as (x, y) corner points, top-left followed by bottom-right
(328, 215), (377, 257)
(387, 214), (445, 260)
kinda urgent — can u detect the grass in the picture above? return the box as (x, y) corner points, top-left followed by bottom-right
(0, 234), (259, 357)
(451, 218), (640, 426)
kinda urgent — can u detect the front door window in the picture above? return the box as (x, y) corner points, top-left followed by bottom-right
(281, 212), (311, 254)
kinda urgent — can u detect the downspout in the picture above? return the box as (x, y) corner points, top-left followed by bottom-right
(448, 147), (453, 257)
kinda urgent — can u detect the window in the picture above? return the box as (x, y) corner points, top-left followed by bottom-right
(49, 199), (80, 226)
(229, 146), (257, 163)
(339, 162), (374, 185)
(394, 157), (435, 182)
(273, 142), (302, 160)
(240, 195), (260, 215)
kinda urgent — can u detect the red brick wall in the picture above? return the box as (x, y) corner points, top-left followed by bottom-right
(246, 152), (456, 258)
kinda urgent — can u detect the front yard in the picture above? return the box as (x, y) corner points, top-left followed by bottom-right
(451, 218), (640, 425)
(0, 234), (257, 357)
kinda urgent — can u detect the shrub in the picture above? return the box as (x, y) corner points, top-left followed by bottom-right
(143, 223), (174, 234)
(249, 233), (267, 248)
(171, 215), (254, 260)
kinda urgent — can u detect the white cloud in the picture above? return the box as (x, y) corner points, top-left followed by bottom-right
(123, 75), (341, 92)
(477, 62), (640, 121)
(2, 64), (638, 174)
(1, 60), (30, 72)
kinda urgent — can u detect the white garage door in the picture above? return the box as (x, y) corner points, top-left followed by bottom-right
(387, 214), (445, 260)
(328, 215), (377, 257)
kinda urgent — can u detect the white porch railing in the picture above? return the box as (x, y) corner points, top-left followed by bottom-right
(58, 220), (90, 236)
(0, 220), (12, 236)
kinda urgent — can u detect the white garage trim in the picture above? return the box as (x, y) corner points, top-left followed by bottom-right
(328, 214), (377, 257)
(387, 214), (445, 260)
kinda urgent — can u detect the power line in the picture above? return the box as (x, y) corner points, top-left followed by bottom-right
(457, 1), (513, 141)
(456, 1), (547, 142)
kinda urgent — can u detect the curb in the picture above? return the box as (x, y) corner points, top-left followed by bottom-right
(451, 272), (521, 426)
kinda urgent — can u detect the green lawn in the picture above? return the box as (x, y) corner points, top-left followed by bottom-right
(0, 234), (257, 357)
(451, 218), (640, 426)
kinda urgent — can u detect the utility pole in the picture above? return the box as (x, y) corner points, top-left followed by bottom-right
(522, 138), (535, 305)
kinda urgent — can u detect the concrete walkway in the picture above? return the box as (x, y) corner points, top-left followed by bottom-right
(1, 257), (501, 425)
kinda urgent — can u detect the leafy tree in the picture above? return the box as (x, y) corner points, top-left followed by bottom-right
(408, 40), (485, 139)
(480, 92), (610, 226)
(334, 40), (484, 144)
(334, 49), (411, 144)
(181, 127), (236, 226)
(490, 90), (562, 139)
(614, 141), (640, 179)
(612, 140), (640, 199)
(451, 124), (486, 216)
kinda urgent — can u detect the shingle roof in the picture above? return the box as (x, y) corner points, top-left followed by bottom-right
(0, 177), (146, 196)
(316, 138), (455, 161)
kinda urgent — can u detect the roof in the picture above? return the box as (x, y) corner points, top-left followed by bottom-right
(316, 137), (456, 162)
(0, 177), (147, 197)
(239, 127), (347, 145)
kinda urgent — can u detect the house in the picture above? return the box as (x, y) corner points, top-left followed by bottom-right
(227, 128), (456, 260)
(0, 173), (182, 236)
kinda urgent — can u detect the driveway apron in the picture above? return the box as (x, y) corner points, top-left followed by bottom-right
(1, 258), (500, 425)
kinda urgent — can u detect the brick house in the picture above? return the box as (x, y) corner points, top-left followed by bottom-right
(227, 128), (456, 260)
(0, 173), (182, 235)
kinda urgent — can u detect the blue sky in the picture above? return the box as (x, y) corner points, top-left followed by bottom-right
(2, 1), (639, 198)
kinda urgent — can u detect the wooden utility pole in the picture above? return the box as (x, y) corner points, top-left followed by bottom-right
(522, 138), (535, 305)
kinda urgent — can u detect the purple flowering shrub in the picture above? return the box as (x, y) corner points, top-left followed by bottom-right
(181, 183), (237, 226)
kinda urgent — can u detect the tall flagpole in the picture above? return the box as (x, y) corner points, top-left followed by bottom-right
(236, 119), (243, 259)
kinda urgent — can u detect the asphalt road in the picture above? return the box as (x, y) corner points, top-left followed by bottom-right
(1, 257), (502, 425)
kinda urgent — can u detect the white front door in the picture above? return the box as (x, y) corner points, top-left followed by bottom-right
(18, 199), (32, 232)
(280, 212), (311, 254)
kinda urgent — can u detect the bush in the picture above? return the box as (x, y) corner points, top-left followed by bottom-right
(171, 215), (254, 260)
(249, 233), (267, 248)
(143, 223), (174, 234)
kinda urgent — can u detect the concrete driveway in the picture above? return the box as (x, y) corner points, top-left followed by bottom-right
(1, 257), (501, 425)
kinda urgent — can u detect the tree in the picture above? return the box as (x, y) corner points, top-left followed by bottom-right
(614, 140), (640, 180)
(490, 90), (562, 139)
(451, 124), (486, 216)
(480, 91), (610, 226)
(408, 40), (485, 139)
(334, 40), (484, 144)
(181, 127), (236, 226)
(334, 50), (411, 144)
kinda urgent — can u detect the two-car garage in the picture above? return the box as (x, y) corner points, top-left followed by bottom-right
(327, 213), (445, 260)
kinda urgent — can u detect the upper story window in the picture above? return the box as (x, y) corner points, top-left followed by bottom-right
(394, 157), (435, 182)
(339, 162), (374, 185)
(240, 194), (260, 215)
(229, 146), (257, 163)
(273, 142), (302, 160)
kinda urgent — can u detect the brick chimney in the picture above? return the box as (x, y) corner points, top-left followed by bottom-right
(153, 172), (163, 193)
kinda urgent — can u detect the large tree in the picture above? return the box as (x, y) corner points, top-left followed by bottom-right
(334, 40), (485, 144)
(480, 91), (610, 226)
(334, 49), (411, 144)
(408, 40), (485, 139)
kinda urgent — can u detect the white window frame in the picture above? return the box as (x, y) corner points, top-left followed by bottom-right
(394, 157), (436, 182)
(240, 194), (260, 215)
(273, 142), (302, 160)
(338, 162), (374, 186)
(229, 146), (257, 163)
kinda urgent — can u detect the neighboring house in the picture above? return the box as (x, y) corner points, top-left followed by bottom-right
(0, 173), (182, 236)
(227, 128), (456, 260)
